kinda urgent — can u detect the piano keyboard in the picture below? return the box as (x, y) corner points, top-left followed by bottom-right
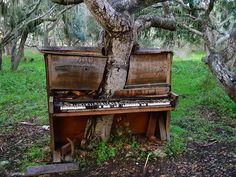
(56, 98), (171, 112)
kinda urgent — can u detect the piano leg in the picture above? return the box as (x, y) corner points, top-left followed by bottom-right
(158, 112), (167, 141)
(165, 111), (171, 140)
(146, 112), (157, 138)
(146, 111), (171, 141)
(158, 111), (171, 141)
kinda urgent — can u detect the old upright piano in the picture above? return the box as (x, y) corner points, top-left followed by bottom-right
(40, 47), (178, 161)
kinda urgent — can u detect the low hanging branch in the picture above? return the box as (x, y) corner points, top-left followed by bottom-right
(135, 15), (176, 32)
(134, 2), (176, 42)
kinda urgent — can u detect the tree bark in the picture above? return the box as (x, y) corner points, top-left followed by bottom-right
(0, 44), (3, 71)
(207, 53), (236, 102)
(11, 38), (17, 69)
(43, 32), (50, 46)
(5, 43), (11, 55)
(11, 31), (28, 70)
(80, 0), (134, 147)
(202, 0), (236, 103)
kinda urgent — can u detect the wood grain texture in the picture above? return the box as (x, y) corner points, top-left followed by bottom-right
(146, 113), (157, 137)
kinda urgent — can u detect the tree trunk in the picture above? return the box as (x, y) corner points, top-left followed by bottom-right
(207, 53), (236, 102)
(5, 43), (11, 55)
(11, 31), (28, 71)
(79, 0), (135, 147)
(43, 32), (50, 46)
(81, 31), (134, 148)
(11, 38), (17, 69)
(0, 44), (3, 71)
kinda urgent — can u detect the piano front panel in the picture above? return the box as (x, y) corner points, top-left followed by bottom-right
(126, 52), (172, 85)
(47, 54), (107, 90)
(45, 49), (172, 91)
(112, 112), (149, 134)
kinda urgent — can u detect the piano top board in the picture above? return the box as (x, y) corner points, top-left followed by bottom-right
(40, 47), (173, 91)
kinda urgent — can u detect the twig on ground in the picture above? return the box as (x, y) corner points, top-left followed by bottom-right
(142, 152), (152, 177)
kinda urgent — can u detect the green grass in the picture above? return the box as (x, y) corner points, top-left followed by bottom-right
(0, 49), (48, 124)
(169, 51), (236, 150)
(94, 141), (117, 164)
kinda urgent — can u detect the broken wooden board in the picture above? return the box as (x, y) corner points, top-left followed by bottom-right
(24, 163), (79, 176)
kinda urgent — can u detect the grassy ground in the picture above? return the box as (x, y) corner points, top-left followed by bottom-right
(0, 50), (47, 125)
(0, 49), (235, 170)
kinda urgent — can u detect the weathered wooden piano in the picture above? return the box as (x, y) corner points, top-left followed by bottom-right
(40, 47), (178, 162)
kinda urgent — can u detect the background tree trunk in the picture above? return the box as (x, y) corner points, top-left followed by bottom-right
(11, 31), (28, 70)
(207, 53), (236, 102)
(0, 44), (2, 70)
(43, 32), (50, 46)
(5, 43), (11, 55)
(11, 38), (17, 70)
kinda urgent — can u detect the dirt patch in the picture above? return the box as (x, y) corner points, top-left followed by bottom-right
(0, 123), (50, 176)
(0, 123), (235, 177)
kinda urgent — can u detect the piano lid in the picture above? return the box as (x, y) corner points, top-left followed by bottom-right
(38, 46), (172, 55)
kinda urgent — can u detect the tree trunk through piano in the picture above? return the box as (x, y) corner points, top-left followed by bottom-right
(82, 0), (176, 147)
(48, 0), (177, 149)
(81, 1), (134, 146)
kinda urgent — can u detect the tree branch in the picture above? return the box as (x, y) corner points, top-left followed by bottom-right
(26, 0), (42, 18)
(135, 15), (176, 31)
(203, 0), (216, 53)
(178, 23), (203, 37)
(1, 4), (57, 46)
(174, 0), (205, 11)
(84, 0), (132, 33)
(108, 0), (167, 13)
(52, 0), (83, 5)
(135, 2), (176, 33)
(174, 0), (191, 10)
(216, 34), (230, 46)
(205, 0), (215, 16)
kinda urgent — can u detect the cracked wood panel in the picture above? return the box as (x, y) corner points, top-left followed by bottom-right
(45, 49), (172, 91)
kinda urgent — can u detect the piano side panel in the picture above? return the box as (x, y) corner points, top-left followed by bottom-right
(53, 116), (88, 148)
(47, 55), (107, 90)
(126, 52), (171, 85)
